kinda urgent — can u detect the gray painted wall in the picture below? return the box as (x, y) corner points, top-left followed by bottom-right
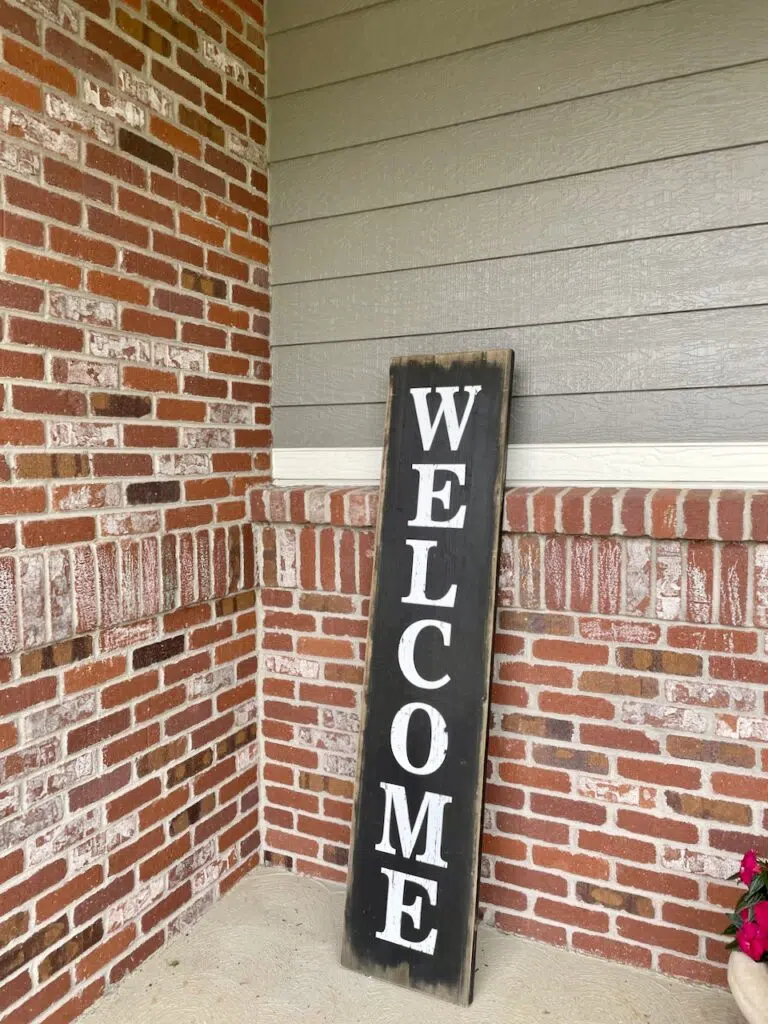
(267, 0), (768, 447)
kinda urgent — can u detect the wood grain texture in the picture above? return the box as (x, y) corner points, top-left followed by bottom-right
(273, 384), (768, 447)
(269, 0), (768, 159)
(272, 307), (768, 401)
(272, 225), (768, 345)
(272, 144), (768, 282)
(270, 62), (768, 223)
(268, 0), (652, 96)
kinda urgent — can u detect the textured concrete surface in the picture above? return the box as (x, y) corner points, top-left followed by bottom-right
(82, 869), (744, 1024)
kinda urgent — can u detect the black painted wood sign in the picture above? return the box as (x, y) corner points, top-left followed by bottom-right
(341, 351), (514, 1005)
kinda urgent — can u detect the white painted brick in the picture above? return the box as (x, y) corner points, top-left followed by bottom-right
(0, 138), (40, 176)
(56, 483), (121, 512)
(234, 699), (257, 728)
(82, 80), (145, 128)
(297, 727), (357, 756)
(157, 453), (212, 476)
(24, 693), (97, 742)
(208, 402), (251, 424)
(662, 847), (738, 879)
(656, 540), (682, 620)
(50, 292), (117, 326)
(0, 103), (79, 160)
(235, 740), (259, 771)
(0, 558), (18, 655)
(228, 130), (265, 170)
(101, 511), (161, 536)
(181, 427), (232, 449)
(49, 548), (73, 642)
(202, 39), (247, 82)
(621, 701), (708, 733)
(44, 93), (115, 146)
(190, 860), (225, 897)
(89, 331), (152, 363)
(320, 708), (359, 733)
(28, 806), (100, 866)
(318, 752), (356, 778)
(153, 342), (204, 371)
(191, 665), (234, 699)
(106, 876), (165, 933)
(49, 421), (119, 448)
(107, 816), (138, 851)
(0, 799), (63, 849)
(25, 752), (95, 805)
(169, 840), (216, 887)
(19, 554), (47, 649)
(665, 679), (757, 713)
(0, 785), (19, 820)
(58, 358), (119, 388)
(117, 68), (173, 117)
(264, 655), (319, 680)
(22, 0), (78, 30)
(169, 891), (215, 939)
(276, 527), (297, 588)
(577, 776), (656, 809)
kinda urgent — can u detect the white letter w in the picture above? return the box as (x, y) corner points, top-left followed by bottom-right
(410, 386), (481, 452)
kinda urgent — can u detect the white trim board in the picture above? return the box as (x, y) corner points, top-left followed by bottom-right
(273, 444), (768, 488)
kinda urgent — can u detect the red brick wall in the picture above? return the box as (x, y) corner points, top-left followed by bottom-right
(252, 485), (768, 989)
(0, 0), (268, 1019)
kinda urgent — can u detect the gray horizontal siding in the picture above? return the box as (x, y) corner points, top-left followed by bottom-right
(268, 0), (768, 449)
(267, 0), (652, 97)
(273, 225), (768, 344)
(272, 307), (768, 405)
(274, 386), (768, 446)
(269, 0), (768, 160)
(267, 0), (381, 35)
(272, 144), (768, 282)
(270, 62), (767, 223)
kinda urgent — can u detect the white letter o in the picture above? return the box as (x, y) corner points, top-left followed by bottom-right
(390, 702), (448, 776)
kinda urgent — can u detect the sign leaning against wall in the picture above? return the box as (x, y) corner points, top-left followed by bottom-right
(341, 351), (514, 1005)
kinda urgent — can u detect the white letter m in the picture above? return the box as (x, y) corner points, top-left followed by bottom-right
(375, 782), (452, 868)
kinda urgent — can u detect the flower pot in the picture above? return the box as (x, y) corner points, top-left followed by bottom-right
(728, 950), (768, 1024)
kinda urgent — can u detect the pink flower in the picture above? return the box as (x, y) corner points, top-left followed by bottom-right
(740, 850), (761, 886)
(738, 920), (768, 961)
(754, 901), (768, 931)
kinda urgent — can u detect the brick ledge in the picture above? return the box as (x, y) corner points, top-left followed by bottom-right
(250, 486), (768, 542)
(0, 522), (255, 658)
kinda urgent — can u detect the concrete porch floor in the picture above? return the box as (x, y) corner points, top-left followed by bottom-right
(82, 870), (744, 1024)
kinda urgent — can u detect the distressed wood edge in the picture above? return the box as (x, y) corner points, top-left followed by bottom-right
(461, 348), (514, 1003)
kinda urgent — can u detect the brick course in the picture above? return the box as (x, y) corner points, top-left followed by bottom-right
(0, 0), (266, 1018)
(252, 485), (768, 989)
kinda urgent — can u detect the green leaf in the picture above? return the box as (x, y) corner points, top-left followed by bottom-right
(724, 923), (738, 935)
(725, 940), (739, 951)
(747, 873), (766, 900)
(741, 892), (766, 914)
(727, 871), (741, 882)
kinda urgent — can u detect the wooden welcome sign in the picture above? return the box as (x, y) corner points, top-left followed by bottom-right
(341, 351), (513, 1005)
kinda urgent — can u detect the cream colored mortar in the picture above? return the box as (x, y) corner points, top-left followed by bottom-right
(82, 870), (744, 1024)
